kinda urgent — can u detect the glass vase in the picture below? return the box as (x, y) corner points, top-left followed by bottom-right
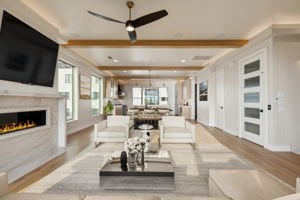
(128, 151), (137, 168)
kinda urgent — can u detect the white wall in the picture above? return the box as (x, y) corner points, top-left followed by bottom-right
(223, 63), (239, 135)
(272, 35), (300, 153)
(59, 48), (105, 135)
(196, 68), (215, 126)
(195, 26), (300, 153)
(211, 29), (273, 141)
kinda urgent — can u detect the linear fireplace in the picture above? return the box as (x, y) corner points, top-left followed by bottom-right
(0, 110), (46, 135)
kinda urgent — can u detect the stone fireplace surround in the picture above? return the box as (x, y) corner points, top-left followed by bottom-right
(0, 93), (66, 183)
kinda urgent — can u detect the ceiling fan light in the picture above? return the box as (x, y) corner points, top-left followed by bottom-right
(126, 21), (135, 32)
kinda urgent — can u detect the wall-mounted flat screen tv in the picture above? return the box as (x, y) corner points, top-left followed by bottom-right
(0, 11), (59, 87)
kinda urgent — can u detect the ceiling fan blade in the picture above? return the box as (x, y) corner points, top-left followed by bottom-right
(87, 10), (125, 24)
(128, 30), (137, 43)
(133, 10), (168, 28)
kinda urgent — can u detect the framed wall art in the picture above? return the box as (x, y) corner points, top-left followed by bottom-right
(80, 74), (91, 99)
(199, 81), (208, 101)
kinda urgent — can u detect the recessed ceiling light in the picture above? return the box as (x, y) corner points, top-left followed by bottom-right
(113, 59), (118, 63)
(174, 71), (177, 73)
(123, 70), (127, 73)
(181, 59), (186, 63)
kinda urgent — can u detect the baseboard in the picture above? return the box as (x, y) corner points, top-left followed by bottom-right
(264, 144), (291, 152)
(197, 119), (209, 126)
(223, 128), (238, 136)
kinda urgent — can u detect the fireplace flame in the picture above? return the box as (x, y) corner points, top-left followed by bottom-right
(0, 120), (37, 135)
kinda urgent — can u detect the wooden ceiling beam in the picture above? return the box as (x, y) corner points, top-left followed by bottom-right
(97, 66), (204, 71)
(65, 39), (248, 48)
(112, 76), (187, 80)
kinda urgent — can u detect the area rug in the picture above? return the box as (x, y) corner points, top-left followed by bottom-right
(22, 127), (255, 196)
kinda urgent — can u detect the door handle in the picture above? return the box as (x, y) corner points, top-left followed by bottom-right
(260, 109), (263, 113)
(220, 106), (224, 109)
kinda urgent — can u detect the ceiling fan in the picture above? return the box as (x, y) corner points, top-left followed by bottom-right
(87, 1), (168, 43)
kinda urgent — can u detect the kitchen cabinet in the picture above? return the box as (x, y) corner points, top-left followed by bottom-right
(179, 105), (191, 119)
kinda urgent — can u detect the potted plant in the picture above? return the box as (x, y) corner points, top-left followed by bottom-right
(103, 100), (113, 115)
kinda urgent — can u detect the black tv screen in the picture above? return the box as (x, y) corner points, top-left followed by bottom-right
(0, 11), (59, 87)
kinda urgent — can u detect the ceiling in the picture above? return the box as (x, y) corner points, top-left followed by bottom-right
(22, 0), (300, 80)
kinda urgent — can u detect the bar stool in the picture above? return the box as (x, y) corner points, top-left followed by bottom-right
(158, 109), (170, 117)
(127, 109), (139, 119)
(143, 109), (156, 125)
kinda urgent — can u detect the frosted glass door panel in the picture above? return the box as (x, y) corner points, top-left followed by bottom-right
(244, 108), (260, 119)
(244, 76), (260, 88)
(244, 60), (260, 74)
(244, 122), (260, 135)
(244, 92), (260, 103)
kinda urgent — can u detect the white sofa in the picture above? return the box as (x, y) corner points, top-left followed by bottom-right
(94, 115), (132, 147)
(159, 116), (195, 146)
(209, 169), (296, 200)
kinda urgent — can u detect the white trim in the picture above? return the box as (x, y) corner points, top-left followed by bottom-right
(197, 119), (209, 127)
(223, 128), (238, 136)
(264, 144), (290, 152)
(209, 123), (215, 127)
(214, 68), (225, 130)
(58, 98), (66, 148)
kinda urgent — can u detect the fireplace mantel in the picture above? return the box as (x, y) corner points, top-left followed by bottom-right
(0, 89), (63, 99)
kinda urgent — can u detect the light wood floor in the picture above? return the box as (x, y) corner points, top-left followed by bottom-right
(204, 125), (300, 187)
(9, 123), (300, 192)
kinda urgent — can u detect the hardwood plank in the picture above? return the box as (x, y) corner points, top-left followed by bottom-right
(65, 39), (248, 48)
(204, 125), (300, 187)
(97, 66), (204, 71)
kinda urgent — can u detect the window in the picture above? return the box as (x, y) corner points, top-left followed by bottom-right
(58, 60), (75, 121)
(159, 87), (168, 105)
(65, 74), (72, 84)
(132, 87), (143, 106)
(91, 75), (102, 115)
(132, 87), (164, 106)
(145, 89), (158, 105)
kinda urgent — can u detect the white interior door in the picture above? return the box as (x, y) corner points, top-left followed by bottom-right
(240, 51), (266, 145)
(215, 68), (225, 129)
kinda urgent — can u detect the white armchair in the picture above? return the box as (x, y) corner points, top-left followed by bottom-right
(159, 116), (195, 147)
(94, 115), (132, 147)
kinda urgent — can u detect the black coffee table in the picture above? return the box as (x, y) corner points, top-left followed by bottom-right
(99, 151), (175, 190)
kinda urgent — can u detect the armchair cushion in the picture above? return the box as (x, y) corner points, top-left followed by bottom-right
(94, 115), (130, 144)
(159, 116), (195, 145)
(98, 126), (126, 138)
